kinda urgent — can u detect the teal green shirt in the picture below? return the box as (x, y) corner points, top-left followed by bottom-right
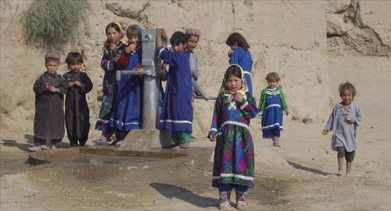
(258, 87), (288, 112)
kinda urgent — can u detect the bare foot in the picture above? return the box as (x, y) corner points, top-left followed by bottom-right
(336, 170), (343, 176)
(27, 146), (42, 152)
(172, 143), (190, 151)
(50, 145), (57, 150)
(345, 173), (351, 177)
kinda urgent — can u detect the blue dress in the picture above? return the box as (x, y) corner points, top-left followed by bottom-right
(229, 47), (253, 95)
(157, 47), (193, 131)
(259, 87), (287, 138)
(108, 47), (143, 131)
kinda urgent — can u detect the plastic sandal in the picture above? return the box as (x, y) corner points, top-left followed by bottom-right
(219, 200), (231, 210)
(236, 200), (247, 210)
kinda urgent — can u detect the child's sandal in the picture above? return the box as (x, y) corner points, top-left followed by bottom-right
(236, 200), (247, 210)
(219, 200), (231, 210)
(172, 143), (190, 151)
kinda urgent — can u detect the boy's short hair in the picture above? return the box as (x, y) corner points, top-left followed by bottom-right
(65, 52), (83, 65)
(170, 31), (186, 46)
(45, 52), (60, 64)
(339, 81), (356, 98)
(265, 72), (280, 82)
(126, 25), (141, 38)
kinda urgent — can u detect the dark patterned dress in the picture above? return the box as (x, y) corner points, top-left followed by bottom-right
(209, 92), (259, 188)
(95, 42), (126, 132)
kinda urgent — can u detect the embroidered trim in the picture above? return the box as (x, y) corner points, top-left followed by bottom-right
(221, 121), (249, 129)
(265, 104), (281, 109)
(262, 123), (283, 129)
(158, 48), (165, 57)
(159, 119), (192, 124)
(213, 173), (253, 181)
(240, 101), (248, 110)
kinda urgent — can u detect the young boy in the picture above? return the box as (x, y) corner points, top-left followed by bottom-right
(63, 52), (93, 147)
(28, 53), (68, 152)
(185, 29), (201, 142)
(156, 29), (193, 151)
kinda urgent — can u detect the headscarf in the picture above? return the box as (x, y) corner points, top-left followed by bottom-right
(103, 22), (127, 49)
(218, 64), (248, 100)
(127, 24), (142, 34)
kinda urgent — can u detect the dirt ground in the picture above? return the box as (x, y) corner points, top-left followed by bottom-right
(1, 55), (391, 210)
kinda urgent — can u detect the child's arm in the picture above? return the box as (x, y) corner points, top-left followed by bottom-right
(353, 104), (363, 126)
(117, 48), (131, 70)
(101, 47), (121, 72)
(78, 73), (93, 94)
(228, 48), (240, 65)
(258, 88), (267, 115)
(279, 87), (289, 115)
(208, 96), (222, 142)
(323, 105), (337, 135)
(235, 93), (259, 119)
(33, 75), (46, 94)
(193, 52), (201, 78)
(56, 76), (68, 95)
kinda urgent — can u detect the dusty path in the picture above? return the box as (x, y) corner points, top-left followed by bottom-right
(1, 55), (391, 210)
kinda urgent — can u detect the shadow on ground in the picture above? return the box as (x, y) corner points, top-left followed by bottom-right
(287, 160), (331, 176)
(150, 182), (218, 208)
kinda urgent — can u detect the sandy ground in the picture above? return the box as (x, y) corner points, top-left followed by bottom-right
(1, 55), (391, 210)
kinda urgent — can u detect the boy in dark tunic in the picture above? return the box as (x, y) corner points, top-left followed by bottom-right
(28, 53), (68, 152)
(63, 52), (93, 147)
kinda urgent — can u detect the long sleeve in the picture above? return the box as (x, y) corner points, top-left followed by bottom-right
(80, 73), (93, 94)
(238, 94), (259, 120)
(325, 105), (337, 131)
(229, 49), (241, 65)
(209, 97), (222, 136)
(101, 48), (116, 72)
(117, 49), (131, 70)
(157, 46), (176, 67)
(33, 75), (46, 94)
(354, 104), (363, 127)
(279, 87), (288, 111)
(57, 76), (68, 95)
(194, 51), (201, 76)
(258, 88), (267, 112)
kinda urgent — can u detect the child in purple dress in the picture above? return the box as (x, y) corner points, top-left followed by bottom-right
(208, 64), (259, 210)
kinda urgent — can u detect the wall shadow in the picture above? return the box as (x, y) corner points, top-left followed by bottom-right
(287, 160), (331, 176)
(150, 183), (218, 208)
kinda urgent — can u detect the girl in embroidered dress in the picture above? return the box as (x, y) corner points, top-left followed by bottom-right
(208, 64), (259, 210)
(94, 22), (127, 143)
(108, 24), (143, 146)
(323, 82), (363, 177)
(226, 32), (254, 95)
(258, 72), (289, 147)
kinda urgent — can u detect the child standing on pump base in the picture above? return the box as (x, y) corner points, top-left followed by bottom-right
(108, 24), (144, 146)
(156, 28), (193, 151)
(226, 32), (253, 95)
(208, 65), (259, 210)
(63, 52), (93, 147)
(94, 22), (127, 144)
(28, 53), (68, 152)
(258, 72), (289, 147)
(323, 81), (363, 177)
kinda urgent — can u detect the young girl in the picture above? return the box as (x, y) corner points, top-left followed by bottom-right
(156, 29), (193, 151)
(208, 64), (259, 210)
(94, 22), (127, 143)
(29, 53), (68, 152)
(63, 52), (93, 147)
(323, 82), (363, 177)
(108, 24), (143, 146)
(226, 32), (253, 95)
(258, 72), (289, 147)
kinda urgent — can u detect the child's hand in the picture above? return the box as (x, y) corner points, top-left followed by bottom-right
(68, 82), (74, 87)
(228, 50), (233, 57)
(134, 66), (143, 72)
(285, 109), (289, 116)
(209, 135), (216, 142)
(47, 86), (58, 93)
(125, 44), (137, 54)
(110, 43), (117, 53)
(74, 81), (81, 87)
(322, 129), (329, 135)
(231, 93), (243, 103)
(192, 71), (198, 78)
(347, 118), (355, 124)
(112, 55), (120, 63)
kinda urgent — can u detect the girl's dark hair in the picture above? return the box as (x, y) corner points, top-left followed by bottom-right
(226, 32), (250, 50)
(224, 65), (242, 81)
(170, 31), (186, 46)
(106, 22), (121, 33)
(65, 52), (83, 64)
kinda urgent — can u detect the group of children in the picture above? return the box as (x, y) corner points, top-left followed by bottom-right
(29, 22), (363, 210)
